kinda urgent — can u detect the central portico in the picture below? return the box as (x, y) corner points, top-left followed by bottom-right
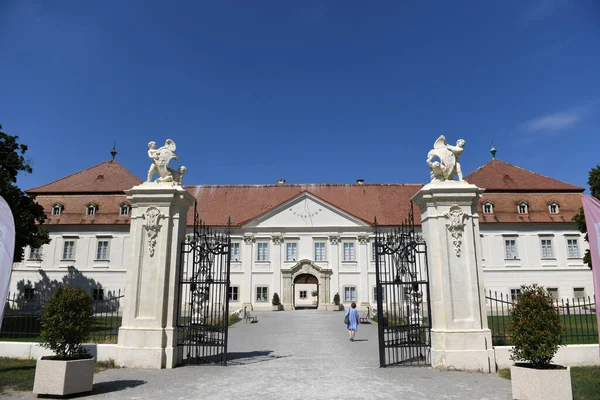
(281, 259), (333, 310)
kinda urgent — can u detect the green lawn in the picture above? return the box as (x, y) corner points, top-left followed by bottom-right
(498, 366), (600, 400)
(0, 357), (116, 394)
(488, 315), (598, 345)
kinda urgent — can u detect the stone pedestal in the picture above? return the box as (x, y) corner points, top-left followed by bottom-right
(116, 182), (194, 369)
(412, 181), (495, 373)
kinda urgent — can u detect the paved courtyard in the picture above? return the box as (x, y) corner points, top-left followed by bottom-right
(18, 310), (511, 399)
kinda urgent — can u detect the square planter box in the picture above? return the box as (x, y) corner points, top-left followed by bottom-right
(511, 364), (572, 400)
(272, 305), (281, 311)
(33, 356), (96, 396)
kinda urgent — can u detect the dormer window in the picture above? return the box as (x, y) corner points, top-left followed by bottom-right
(120, 203), (131, 216)
(548, 202), (559, 214)
(51, 204), (63, 216)
(86, 204), (98, 216)
(483, 201), (494, 214)
(517, 202), (529, 214)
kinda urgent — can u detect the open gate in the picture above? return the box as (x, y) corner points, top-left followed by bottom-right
(177, 205), (231, 365)
(374, 202), (431, 367)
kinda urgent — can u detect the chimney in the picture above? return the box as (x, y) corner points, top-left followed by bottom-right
(277, 178), (286, 185)
(356, 179), (364, 184)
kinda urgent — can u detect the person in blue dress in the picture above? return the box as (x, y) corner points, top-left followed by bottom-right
(345, 302), (359, 341)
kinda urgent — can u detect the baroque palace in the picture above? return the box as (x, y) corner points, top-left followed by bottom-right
(10, 149), (592, 311)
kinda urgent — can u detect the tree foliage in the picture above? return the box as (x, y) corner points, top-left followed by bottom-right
(509, 284), (564, 369)
(573, 164), (600, 269)
(271, 292), (281, 306)
(0, 124), (50, 262)
(40, 286), (93, 359)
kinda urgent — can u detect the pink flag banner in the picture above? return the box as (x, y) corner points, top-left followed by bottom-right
(581, 194), (600, 350)
(0, 196), (15, 327)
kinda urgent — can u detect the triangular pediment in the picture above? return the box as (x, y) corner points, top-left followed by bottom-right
(244, 193), (370, 228)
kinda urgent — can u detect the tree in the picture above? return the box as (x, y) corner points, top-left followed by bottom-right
(572, 164), (600, 269)
(0, 124), (50, 262)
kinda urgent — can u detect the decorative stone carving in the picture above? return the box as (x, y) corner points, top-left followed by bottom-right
(358, 234), (370, 245)
(142, 207), (162, 257)
(329, 235), (340, 245)
(426, 135), (466, 182)
(271, 235), (283, 245)
(445, 205), (466, 257)
(243, 235), (254, 245)
(147, 139), (187, 185)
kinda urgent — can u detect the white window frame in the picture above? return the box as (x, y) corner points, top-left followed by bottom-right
(231, 242), (241, 261)
(51, 204), (63, 216)
(285, 242), (298, 262)
(62, 239), (76, 260)
(342, 242), (355, 262)
(483, 202), (494, 214)
(566, 237), (580, 259)
(119, 203), (131, 216)
(510, 288), (521, 302)
(29, 246), (43, 261)
(548, 202), (559, 214)
(540, 237), (554, 259)
(343, 286), (357, 302)
(573, 287), (585, 300)
(299, 290), (307, 299)
(517, 202), (529, 214)
(256, 286), (269, 302)
(373, 286), (385, 302)
(228, 286), (239, 302)
(86, 204), (97, 216)
(96, 239), (110, 261)
(256, 242), (269, 262)
(504, 238), (518, 260)
(314, 241), (327, 262)
(547, 287), (559, 301)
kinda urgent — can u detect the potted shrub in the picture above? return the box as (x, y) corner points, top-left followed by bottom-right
(332, 292), (341, 311)
(271, 292), (281, 311)
(33, 286), (95, 396)
(509, 284), (571, 400)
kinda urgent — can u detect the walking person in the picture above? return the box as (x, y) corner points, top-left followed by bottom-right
(345, 302), (359, 341)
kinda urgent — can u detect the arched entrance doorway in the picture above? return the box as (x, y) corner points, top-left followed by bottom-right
(281, 259), (333, 310)
(293, 273), (318, 309)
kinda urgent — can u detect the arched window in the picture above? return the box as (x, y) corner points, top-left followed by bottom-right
(483, 201), (494, 214)
(517, 202), (529, 214)
(120, 203), (131, 216)
(86, 203), (98, 216)
(51, 204), (63, 216)
(548, 202), (559, 214)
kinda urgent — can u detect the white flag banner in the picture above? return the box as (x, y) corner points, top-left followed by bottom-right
(0, 196), (15, 327)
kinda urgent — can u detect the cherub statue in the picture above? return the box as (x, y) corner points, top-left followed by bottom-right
(426, 135), (466, 182)
(147, 139), (187, 185)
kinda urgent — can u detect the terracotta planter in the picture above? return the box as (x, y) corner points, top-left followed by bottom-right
(33, 356), (95, 396)
(511, 363), (572, 400)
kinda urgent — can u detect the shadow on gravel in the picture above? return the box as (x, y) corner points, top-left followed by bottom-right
(228, 351), (290, 365)
(37, 380), (146, 398)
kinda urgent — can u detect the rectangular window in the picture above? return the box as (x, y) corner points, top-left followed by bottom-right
(29, 246), (43, 261)
(574, 287), (585, 300)
(93, 288), (104, 301)
(540, 238), (554, 258)
(314, 242), (326, 261)
(96, 240), (110, 260)
(547, 288), (559, 301)
(299, 290), (307, 299)
(510, 288), (521, 302)
(62, 240), (76, 260)
(256, 286), (268, 302)
(371, 242), (376, 261)
(373, 286), (385, 302)
(286, 243), (297, 261)
(567, 238), (580, 258)
(504, 239), (518, 259)
(344, 286), (357, 302)
(231, 243), (241, 261)
(228, 286), (239, 301)
(257, 243), (269, 261)
(343, 242), (355, 261)
(24, 287), (35, 300)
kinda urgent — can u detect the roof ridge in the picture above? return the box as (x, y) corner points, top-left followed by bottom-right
(184, 183), (424, 188)
(497, 159), (583, 189)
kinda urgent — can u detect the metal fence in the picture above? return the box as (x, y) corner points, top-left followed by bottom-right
(486, 291), (598, 346)
(1, 289), (124, 344)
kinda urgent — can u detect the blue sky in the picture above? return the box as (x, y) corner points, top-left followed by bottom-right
(1, 0), (599, 190)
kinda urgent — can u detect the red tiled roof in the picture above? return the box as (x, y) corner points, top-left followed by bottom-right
(478, 193), (582, 224)
(27, 161), (143, 194)
(186, 184), (423, 226)
(35, 194), (131, 225)
(465, 159), (584, 192)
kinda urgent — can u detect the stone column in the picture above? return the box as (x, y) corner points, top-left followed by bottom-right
(116, 182), (194, 369)
(358, 234), (370, 311)
(281, 271), (293, 310)
(412, 181), (495, 373)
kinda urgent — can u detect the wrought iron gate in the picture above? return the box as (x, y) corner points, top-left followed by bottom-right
(177, 207), (231, 365)
(374, 202), (431, 367)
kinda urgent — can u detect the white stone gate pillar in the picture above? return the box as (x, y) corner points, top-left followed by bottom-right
(116, 181), (194, 369)
(412, 181), (495, 373)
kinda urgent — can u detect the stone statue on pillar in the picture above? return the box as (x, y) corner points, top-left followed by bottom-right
(426, 135), (466, 182)
(147, 139), (187, 185)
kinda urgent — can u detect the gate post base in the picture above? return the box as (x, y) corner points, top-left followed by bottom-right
(430, 329), (496, 373)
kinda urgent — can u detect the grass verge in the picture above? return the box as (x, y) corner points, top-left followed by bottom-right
(498, 366), (600, 400)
